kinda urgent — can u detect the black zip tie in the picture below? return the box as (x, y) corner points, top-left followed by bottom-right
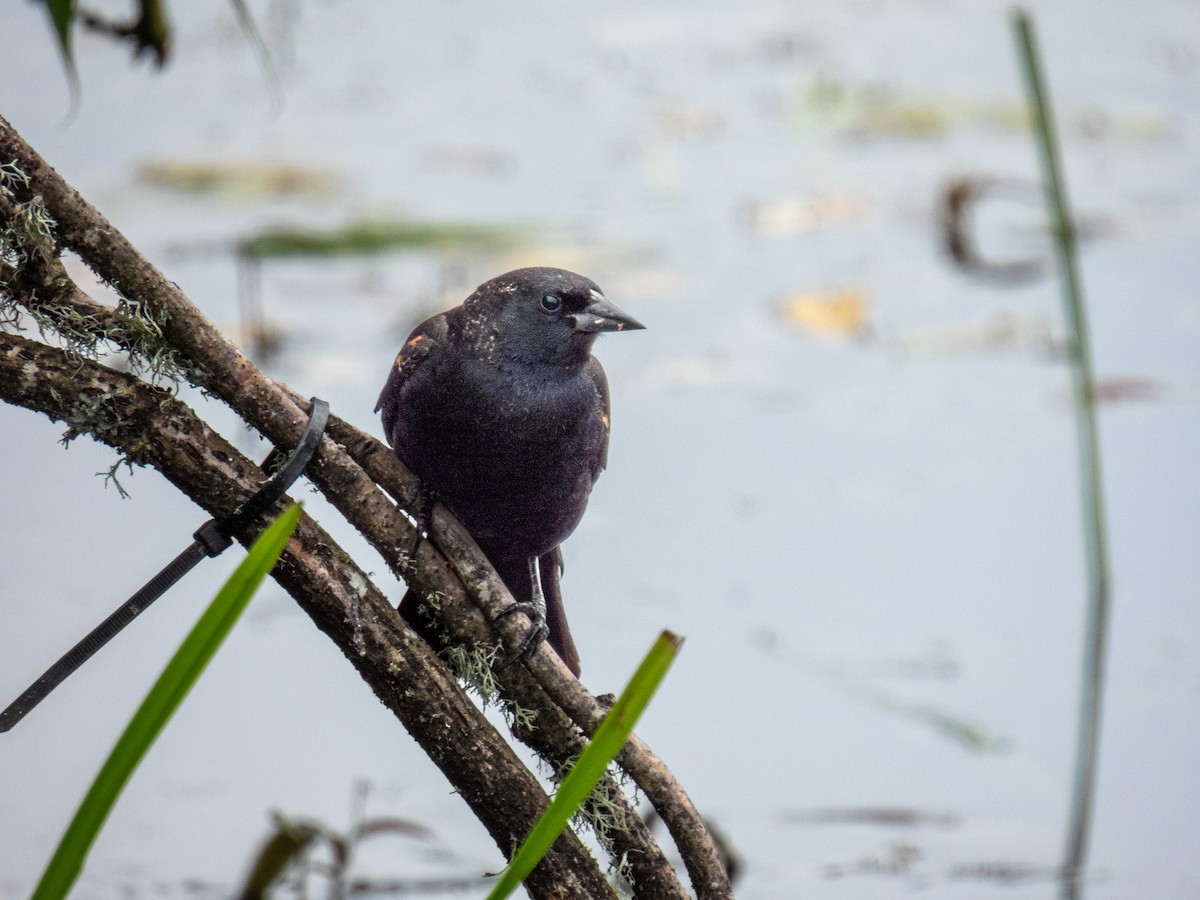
(0, 397), (330, 733)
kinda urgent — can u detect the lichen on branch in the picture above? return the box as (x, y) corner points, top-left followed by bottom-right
(0, 111), (731, 899)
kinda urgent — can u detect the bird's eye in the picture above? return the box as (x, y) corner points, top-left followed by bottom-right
(540, 293), (563, 313)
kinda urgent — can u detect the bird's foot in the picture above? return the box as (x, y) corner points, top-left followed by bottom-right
(405, 479), (438, 561)
(496, 555), (550, 669)
(495, 601), (550, 670)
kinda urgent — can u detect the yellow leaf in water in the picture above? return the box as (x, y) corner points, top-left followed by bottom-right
(138, 160), (336, 198)
(776, 289), (870, 339)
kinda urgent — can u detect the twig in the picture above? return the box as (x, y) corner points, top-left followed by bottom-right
(1, 113), (731, 897)
(326, 411), (730, 898)
(0, 331), (614, 899)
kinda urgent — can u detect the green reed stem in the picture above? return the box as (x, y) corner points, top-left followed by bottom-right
(1012, 10), (1113, 897)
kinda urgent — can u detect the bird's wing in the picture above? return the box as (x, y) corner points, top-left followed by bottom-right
(585, 356), (611, 482)
(374, 313), (449, 415)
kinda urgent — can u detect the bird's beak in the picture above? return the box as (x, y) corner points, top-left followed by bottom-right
(568, 289), (646, 334)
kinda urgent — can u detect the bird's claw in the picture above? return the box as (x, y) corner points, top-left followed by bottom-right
(405, 479), (438, 559)
(496, 601), (550, 670)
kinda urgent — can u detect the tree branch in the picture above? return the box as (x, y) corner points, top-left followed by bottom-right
(0, 331), (614, 899)
(326, 409), (733, 899)
(0, 112), (732, 898)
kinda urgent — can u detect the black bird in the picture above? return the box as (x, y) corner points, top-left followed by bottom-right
(376, 267), (644, 676)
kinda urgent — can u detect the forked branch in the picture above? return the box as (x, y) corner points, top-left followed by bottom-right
(0, 112), (732, 899)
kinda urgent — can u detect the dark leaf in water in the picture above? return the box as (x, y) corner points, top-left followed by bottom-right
(940, 175), (1050, 283)
(1091, 376), (1165, 405)
(355, 816), (435, 841)
(237, 817), (321, 900)
(327, 831), (350, 870)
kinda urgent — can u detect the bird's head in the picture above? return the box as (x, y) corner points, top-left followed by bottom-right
(465, 267), (644, 367)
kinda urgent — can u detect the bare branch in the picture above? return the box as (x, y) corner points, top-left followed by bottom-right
(0, 331), (615, 898)
(0, 111), (733, 898)
(329, 410), (733, 898)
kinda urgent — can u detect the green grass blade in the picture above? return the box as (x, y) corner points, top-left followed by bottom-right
(37, 0), (81, 104)
(486, 630), (683, 900)
(30, 504), (303, 900)
(39, 0), (76, 60)
(1012, 11), (1113, 896)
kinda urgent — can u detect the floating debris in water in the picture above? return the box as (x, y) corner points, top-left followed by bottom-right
(775, 288), (871, 340)
(822, 842), (921, 879)
(886, 314), (1062, 360)
(739, 192), (871, 237)
(138, 160), (337, 198)
(1089, 376), (1166, 405)
(950, 860), (1061, 884)
(782, 807), (960, 829)
(422, 145), (518, 177)
(237, 219), (528, 260)
(790, 73), (1174, 141)
(940, 175), (1050, 283)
